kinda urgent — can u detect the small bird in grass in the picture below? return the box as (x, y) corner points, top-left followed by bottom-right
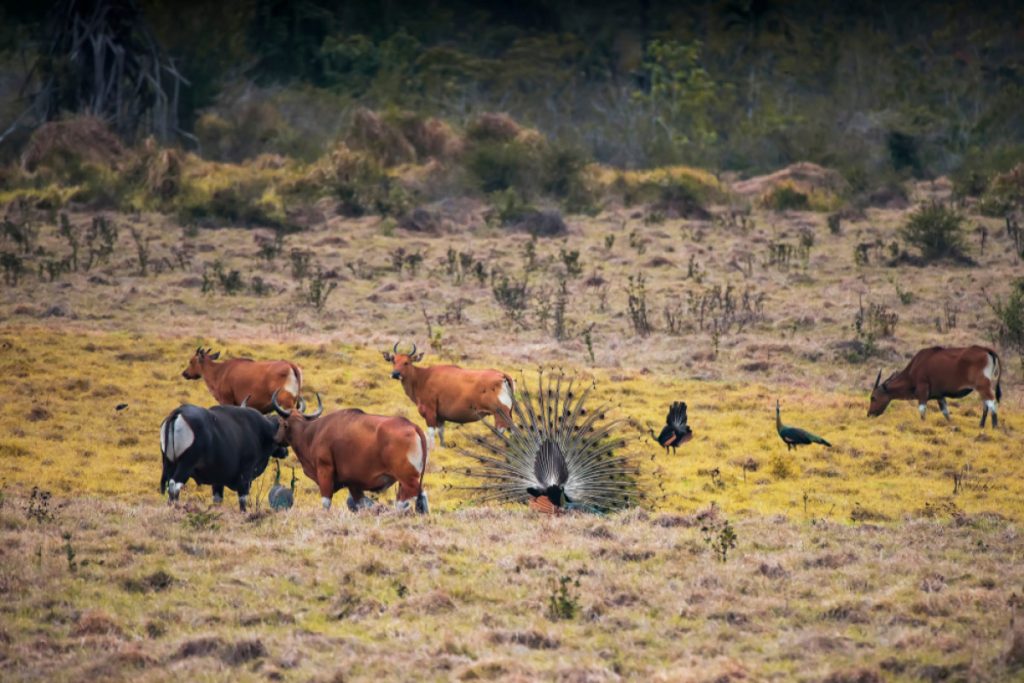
(267, 460), (296, 510)
(651, 401), (693, 454)
(775, 400), (832, 451)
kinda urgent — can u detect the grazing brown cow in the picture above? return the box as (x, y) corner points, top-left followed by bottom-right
(271, 391), (429, 513)
(182, 347), (302, 413)
(868, 345), (1003, 427)
(382, 342), (514, 448)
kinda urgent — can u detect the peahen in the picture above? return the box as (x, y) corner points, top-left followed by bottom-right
(454, 372), (642, 514)
(775, 400), (832, 451)
(651, 401), (693, 453)
(267, 460), (296, 510)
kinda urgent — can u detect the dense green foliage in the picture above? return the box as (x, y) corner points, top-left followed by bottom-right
(3, 0), (1023, 184)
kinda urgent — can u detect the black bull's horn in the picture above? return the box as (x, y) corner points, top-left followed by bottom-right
(272, 389), (323, 419)
(873, 370), (882, 389)
(392, 341), (418, 356)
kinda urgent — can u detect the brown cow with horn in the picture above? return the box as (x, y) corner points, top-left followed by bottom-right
(182, 347), (303, 413)
(270, 390), (429, 513)
(868, 345), (1003, 427)
(382, 341), (514, 448)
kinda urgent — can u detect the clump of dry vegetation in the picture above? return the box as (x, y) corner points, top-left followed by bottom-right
(0, 493), (1022, 681)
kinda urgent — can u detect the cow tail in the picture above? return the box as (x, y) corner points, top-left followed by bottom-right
(991, 351), (1002, 402)
(501, 374), (515, 417)
(160, 409), (179, 493)
(416, 426), (429, 492)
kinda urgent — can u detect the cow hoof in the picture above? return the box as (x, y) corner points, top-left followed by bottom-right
(347, 495), (374, 512)
(212, 494), (223, 505)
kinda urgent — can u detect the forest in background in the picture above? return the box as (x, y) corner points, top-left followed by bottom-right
(1, 0), (1023, 190)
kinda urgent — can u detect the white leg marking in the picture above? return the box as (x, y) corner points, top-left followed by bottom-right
(238, 495), (249, 509)
(396, 498), (412, 513)
(416, 490), (429, 514)
(321, 496), (332, 510)
(918, 404), (927, 418)
(407, 439), (424, 473)
(985, 399), (998, 414)
(427, 427), (436, 449)
(212, 493), (223, 504)
(439, 424), (446, 447)
(168, 480), (183, 496)
(284, 369), (299, 399)
(940, 402), (951, 419)
(498, 379), (513, 410)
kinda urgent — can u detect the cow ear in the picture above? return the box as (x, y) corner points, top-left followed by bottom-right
(210, 352), (220, 360)
(411, 352), (425, 362)
(382, 351), (393, 362)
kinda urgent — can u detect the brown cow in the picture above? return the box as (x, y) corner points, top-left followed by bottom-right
(271, 391), (429, 513)
(868, 345), (1003, 427)
(182, 347), (302, 413)
(382, 342), (513, 448)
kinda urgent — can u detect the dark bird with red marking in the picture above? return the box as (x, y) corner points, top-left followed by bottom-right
(651, 401), (693, 453)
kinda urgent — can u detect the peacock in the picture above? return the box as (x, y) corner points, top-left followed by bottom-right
(453, 371), (642, 514)
(651, 401), (693, 453)
(267, 460), (296, 510)
(775, 400), (832, 451)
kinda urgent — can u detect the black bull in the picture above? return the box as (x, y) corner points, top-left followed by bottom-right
(160, 404), (287, 510)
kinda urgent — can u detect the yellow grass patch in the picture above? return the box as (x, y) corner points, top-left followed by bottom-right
(1, 325), (1017, 523)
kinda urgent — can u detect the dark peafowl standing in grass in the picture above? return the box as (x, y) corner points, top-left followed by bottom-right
(267, 460), (296, 510)
(651, 401), (693, 454)
(776, 400), (832, 451)
(454, 372), (642, 514)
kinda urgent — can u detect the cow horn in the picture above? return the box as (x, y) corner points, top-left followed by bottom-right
(240, 394), (251, 408)
(873, 370), (882, 389)
(409, 342), (417, 357)
(301, 392), (323, 419)
(297, 396), (307, 413)
(270, 389), (290, 418)
(393, 342), (400, 354)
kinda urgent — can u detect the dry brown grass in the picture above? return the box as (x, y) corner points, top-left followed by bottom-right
(1, 494), (1022, 682)
(2, 185), (1022, 680)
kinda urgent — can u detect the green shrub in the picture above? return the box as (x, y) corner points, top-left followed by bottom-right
(762, 186), (810, 211)
(178, 181), (289, 229)
(979, 163), (1024, 217)
(988, 278), (1024, 368)
(900, 202), (968, 261)
(465, 139), (542, 195)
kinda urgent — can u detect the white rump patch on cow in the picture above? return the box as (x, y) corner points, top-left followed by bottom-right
(498, 379), (513, 410)
(407, 438), (425, 473)
(985, 399), (998, 414)
(160, 415), (194, 462)
(983, 354), (995, 381)
(284, 368), (299, 399)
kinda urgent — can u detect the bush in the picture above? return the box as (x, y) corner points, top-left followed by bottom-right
(465, 139), (542, 195)
(900, 202), (967, 261)
(762, 185), (810, 211)
(979, 163), (1024, 217)
(987, 278), (1024, 368)
(606, 166), (719, 218)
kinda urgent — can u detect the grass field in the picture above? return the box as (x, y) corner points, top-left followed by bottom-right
(1, 192), (1023, 680)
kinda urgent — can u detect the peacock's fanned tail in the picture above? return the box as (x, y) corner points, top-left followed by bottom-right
(452, 371), (642, 512)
